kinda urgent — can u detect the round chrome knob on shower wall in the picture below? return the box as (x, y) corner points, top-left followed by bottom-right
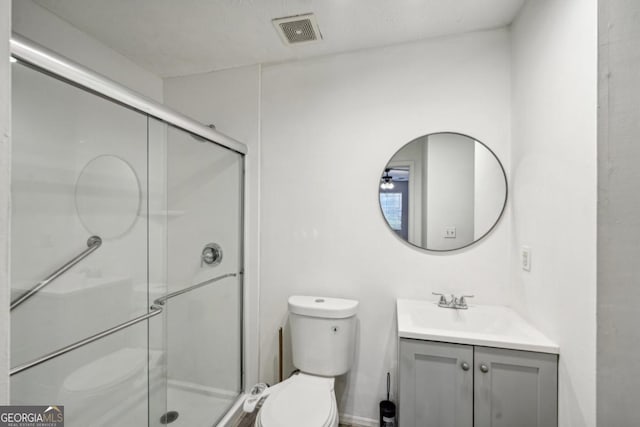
(461, 362), (470, 371)
(202, 243), (223, 266)
(480, 363), (489, 373)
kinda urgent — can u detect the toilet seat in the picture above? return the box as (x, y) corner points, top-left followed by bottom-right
(256, 373), (338, 427)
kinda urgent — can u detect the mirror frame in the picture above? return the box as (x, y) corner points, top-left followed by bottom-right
(378, 131), (508, 252)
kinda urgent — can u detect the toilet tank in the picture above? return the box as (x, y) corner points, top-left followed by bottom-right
(288, 296), (359, 377)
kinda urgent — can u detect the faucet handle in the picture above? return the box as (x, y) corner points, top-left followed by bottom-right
(432, 292), (448, 305)
(459, 295), (474, 306)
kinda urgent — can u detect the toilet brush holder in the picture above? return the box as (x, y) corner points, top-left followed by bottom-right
(379, 372), (396, 427)
(379, 400), (396, 427)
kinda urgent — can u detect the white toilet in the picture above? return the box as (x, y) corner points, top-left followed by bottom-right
(256, 295), (359, 427)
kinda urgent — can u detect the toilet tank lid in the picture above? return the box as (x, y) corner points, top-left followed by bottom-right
(288, 296), (359, 319)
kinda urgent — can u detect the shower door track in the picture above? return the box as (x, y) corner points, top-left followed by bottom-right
(9, 33), (248, 156)
(10, 273), (238, 376)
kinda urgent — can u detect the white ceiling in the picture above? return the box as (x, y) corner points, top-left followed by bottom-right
(34, 0), (525, 78)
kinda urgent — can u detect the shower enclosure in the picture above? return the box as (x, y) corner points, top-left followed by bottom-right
(9, 35), (246, 426)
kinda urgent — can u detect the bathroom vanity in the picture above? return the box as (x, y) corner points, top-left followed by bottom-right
(397, 299), (559, 427)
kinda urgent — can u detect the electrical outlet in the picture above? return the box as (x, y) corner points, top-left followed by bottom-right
(521, 246), (531, 271)
(444, 227), (456, 239)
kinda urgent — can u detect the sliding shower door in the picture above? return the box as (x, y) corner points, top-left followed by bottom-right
(11, 55), (244, 427)
(158, 121), (244, 426)
(11, 60), (163, 426)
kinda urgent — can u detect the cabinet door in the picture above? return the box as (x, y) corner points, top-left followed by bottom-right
(474, 346), (558, 427)
(399, 339), (473, 427)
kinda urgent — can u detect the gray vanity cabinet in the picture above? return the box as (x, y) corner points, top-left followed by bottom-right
(474, 346), (558, 427)
(399, 339), (474, 427)
(399, 338), (558, 427)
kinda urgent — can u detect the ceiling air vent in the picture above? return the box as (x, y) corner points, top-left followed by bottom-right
(272, 13), (322, 45)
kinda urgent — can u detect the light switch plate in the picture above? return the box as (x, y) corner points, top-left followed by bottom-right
(521, 246), (531, 271)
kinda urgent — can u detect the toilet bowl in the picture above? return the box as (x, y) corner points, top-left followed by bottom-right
(256, 373), (338, 427)
(255, 295), (358, 427)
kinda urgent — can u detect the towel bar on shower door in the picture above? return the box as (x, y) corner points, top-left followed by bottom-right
(10, 272), (239, 376)
(10, 236), (102, 311)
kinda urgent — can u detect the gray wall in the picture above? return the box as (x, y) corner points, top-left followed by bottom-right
(598, 0), (640, 424)
(258, 29), (512, 421)
(510, 0), (598, 423)
(0, 0), (10, 403)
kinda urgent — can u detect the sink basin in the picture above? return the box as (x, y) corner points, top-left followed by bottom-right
(397, 299), (559, 354)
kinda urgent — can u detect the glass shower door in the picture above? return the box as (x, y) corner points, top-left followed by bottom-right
(11, 57), (244, 427)
(10, 61), (163, 426)
(159, 122), (244, 426)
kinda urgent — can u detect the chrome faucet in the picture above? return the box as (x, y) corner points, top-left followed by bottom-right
(432, 292), (474, 309)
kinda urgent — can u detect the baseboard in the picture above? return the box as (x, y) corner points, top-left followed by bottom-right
(339, 413), (378, 427)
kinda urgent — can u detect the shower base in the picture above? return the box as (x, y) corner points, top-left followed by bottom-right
(166, 380), (238, 427)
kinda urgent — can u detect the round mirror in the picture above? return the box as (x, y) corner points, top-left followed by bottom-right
(75, 155), (141, 239)
(379, 132), (507, 251)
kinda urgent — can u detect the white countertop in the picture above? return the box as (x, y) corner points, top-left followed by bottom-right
(397, 299), (559, 354)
